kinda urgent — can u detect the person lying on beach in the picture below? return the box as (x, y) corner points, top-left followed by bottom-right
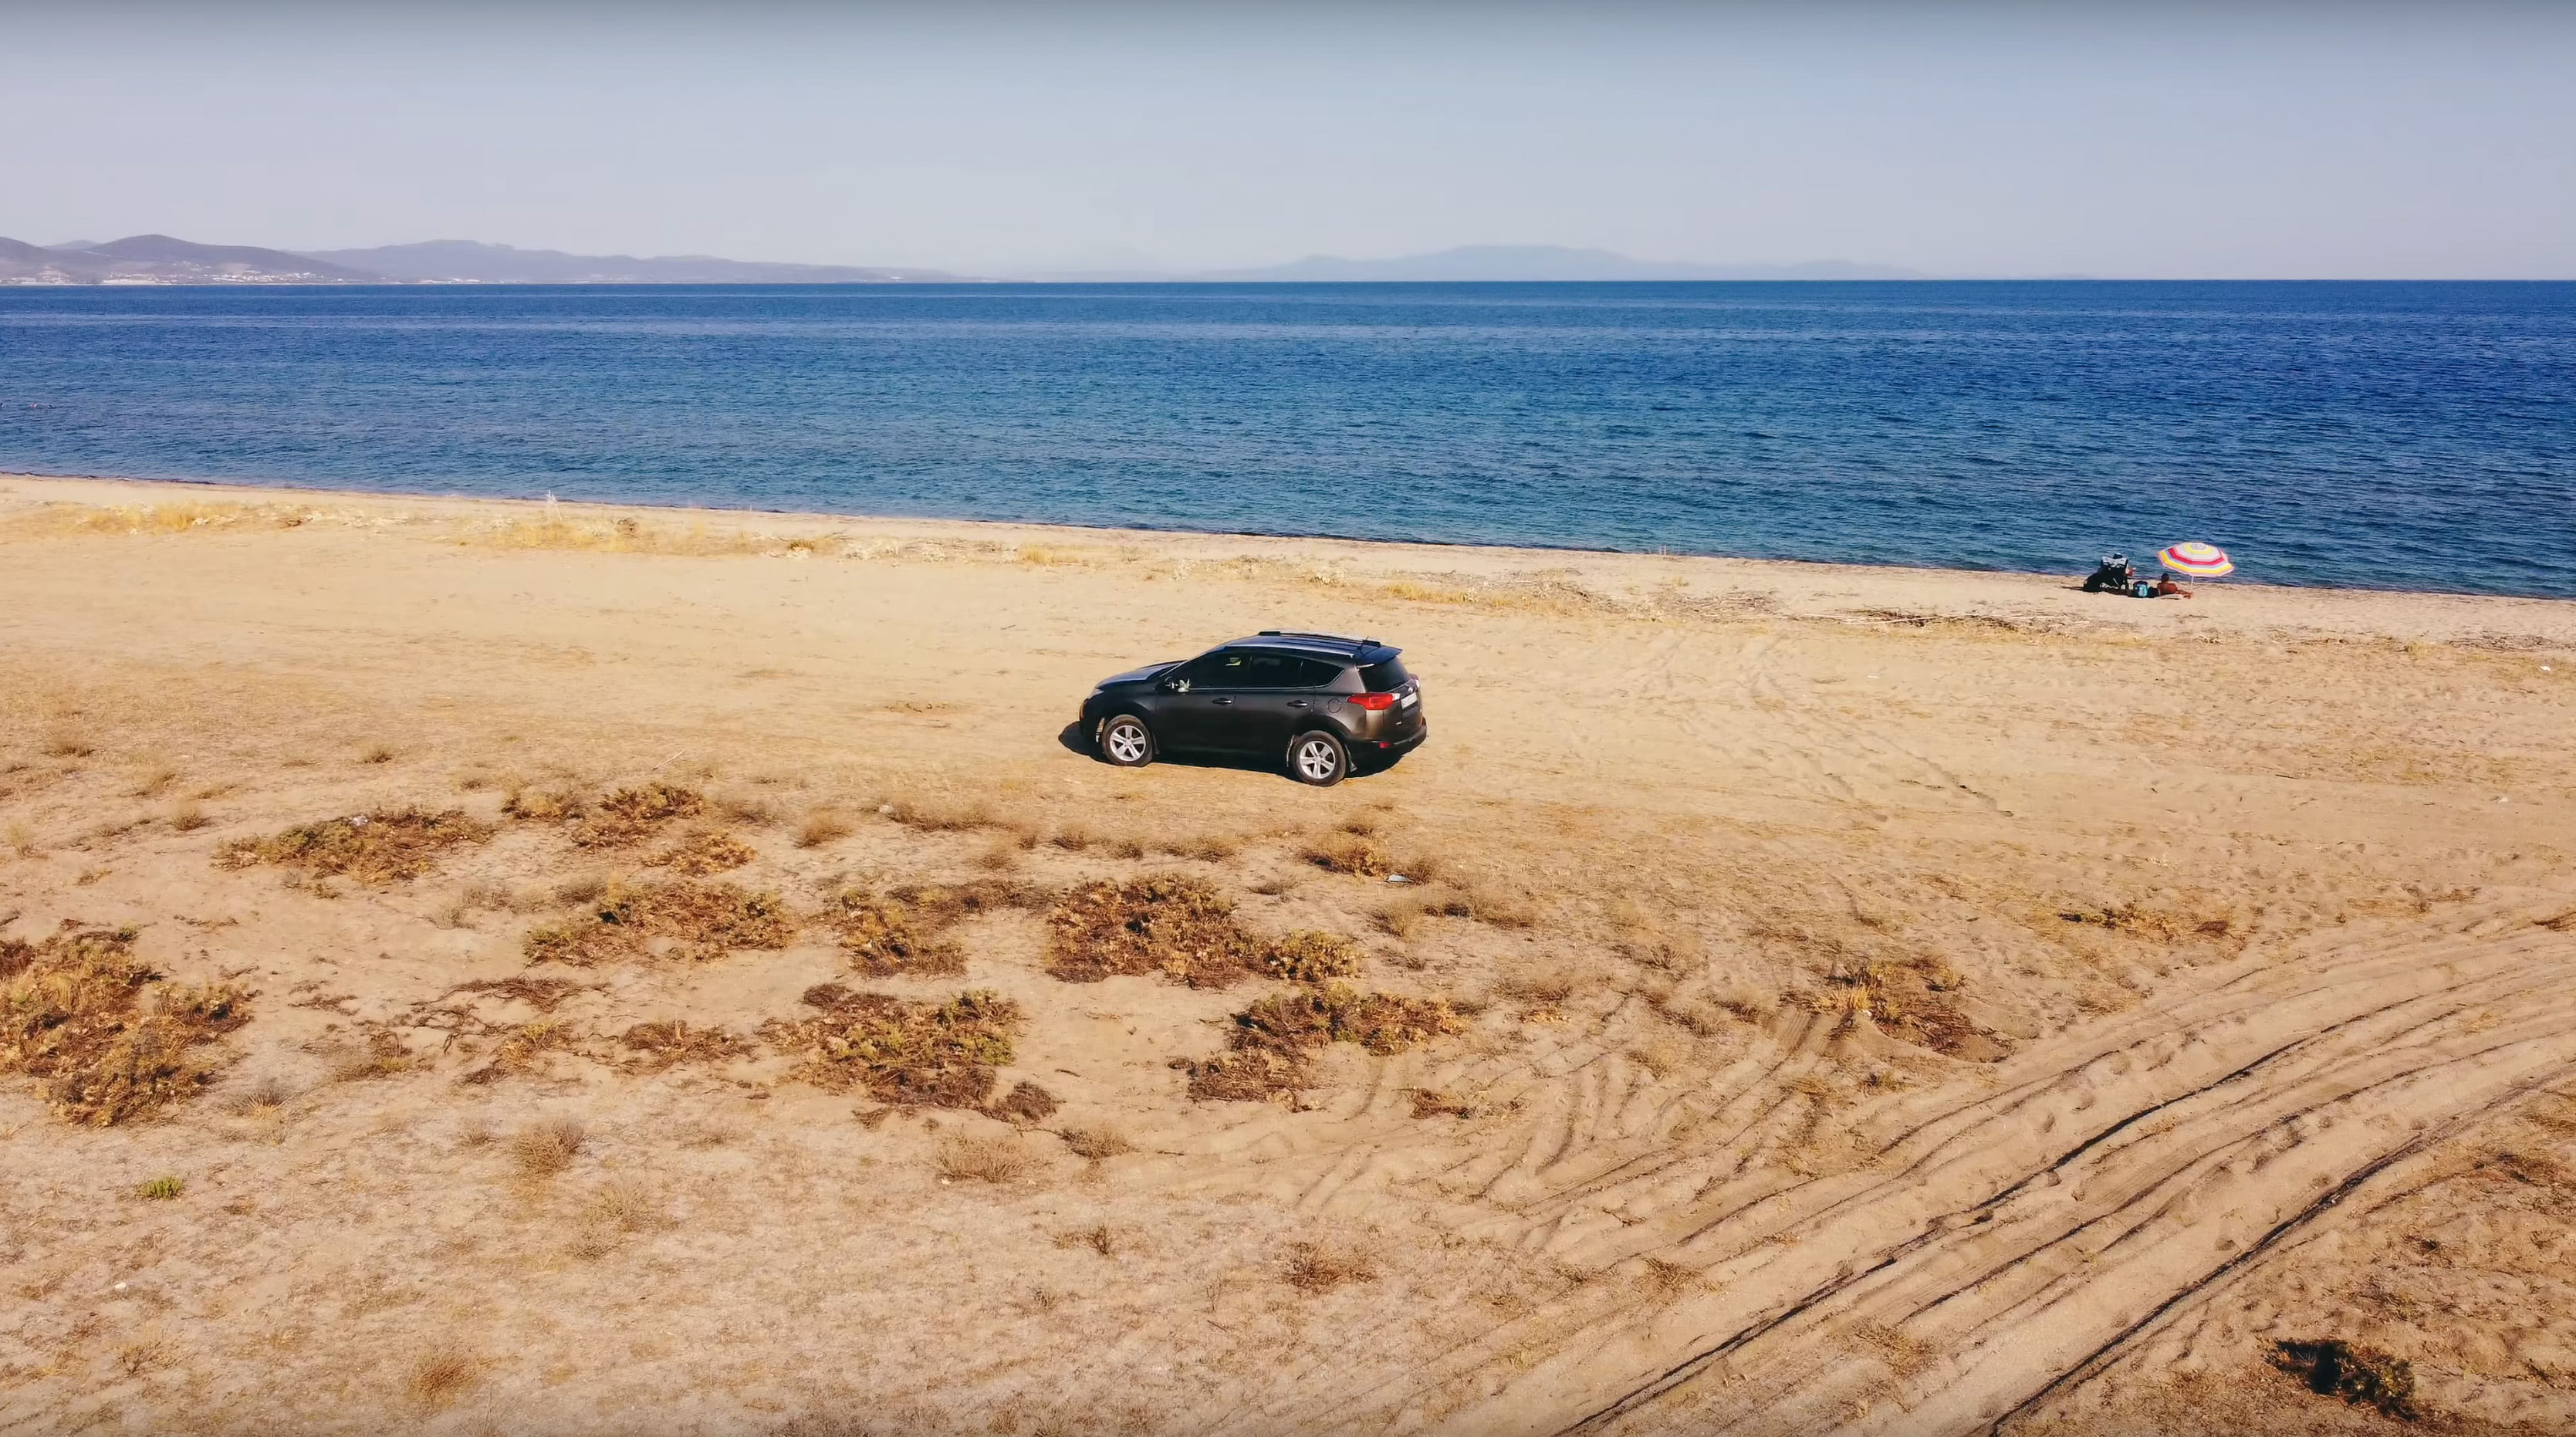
(2154, 573), (2193, 597)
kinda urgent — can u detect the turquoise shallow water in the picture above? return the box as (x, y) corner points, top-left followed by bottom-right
(1, 281), (2569, 597)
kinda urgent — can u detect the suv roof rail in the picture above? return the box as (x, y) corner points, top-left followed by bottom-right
(1257, 629), (1378, 645)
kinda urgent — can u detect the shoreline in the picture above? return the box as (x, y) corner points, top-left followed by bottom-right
(9, 468), (2576, 626)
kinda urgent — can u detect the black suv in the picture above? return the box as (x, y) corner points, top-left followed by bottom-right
(1079, 632), (1425, 786)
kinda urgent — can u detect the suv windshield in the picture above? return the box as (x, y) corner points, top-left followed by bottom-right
(1359, 658), (1411, 692)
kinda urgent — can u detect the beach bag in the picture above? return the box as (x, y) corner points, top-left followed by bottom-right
(2130, 580), (2157, 598)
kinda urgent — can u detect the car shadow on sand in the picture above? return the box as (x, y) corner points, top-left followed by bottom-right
(1053, 723), (1391, 782)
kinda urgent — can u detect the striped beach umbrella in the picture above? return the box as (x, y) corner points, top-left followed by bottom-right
(2156, 542), (2234, 577)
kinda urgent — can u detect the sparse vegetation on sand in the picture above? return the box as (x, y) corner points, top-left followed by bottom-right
(2273, 1339), (2420, 1420)
(1184, 982), (1462, 1102)
(617, 1019), (752, 1073)
(2, 925), (252, 1124)
(820, 889), (969, 977)
(522, 879), (796, 965)
(1046, 875), (1364, 988)
(642, 828), (756, 875)
(767, 986), (1023, 1108)
(217, 806), (495, 883)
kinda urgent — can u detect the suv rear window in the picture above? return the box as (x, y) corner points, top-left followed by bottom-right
(1359, 658), (1411, 692)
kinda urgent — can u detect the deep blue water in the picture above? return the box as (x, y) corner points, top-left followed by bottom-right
(2, 282), (2571, 597)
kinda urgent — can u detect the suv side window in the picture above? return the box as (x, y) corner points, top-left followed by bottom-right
(1291, 658), (1346, 688)
(1231, 654), (1303, 689)
(1168, 653), (1237, 691)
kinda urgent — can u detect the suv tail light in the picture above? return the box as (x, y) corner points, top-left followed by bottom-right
(1346, 691), (1399, 711)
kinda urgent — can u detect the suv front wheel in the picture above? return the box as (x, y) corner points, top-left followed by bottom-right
(1286, 729), (1349, 787)
(1100, 713), (1157, 768)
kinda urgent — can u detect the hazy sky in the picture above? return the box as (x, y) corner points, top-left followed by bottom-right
(5, 2), (2572, 277)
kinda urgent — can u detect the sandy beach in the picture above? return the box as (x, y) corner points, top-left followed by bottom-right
(5, 471), (2574, 1435)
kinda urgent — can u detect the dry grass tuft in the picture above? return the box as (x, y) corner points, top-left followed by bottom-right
(767, 986), (1024, 1108)
(570, 1178), (668, 1257)
(642, 828), (756, 875)
(443, 975), (595, 1013)
(405, 1347), (479, 1410)
(6, 821), (38, 858)
(985, 1080), (1058, 1125)
(137, 1174), (185, 1201)
(216, 807), (495, 884)
(169, 799), (210, 833)
(1282, 1241), (1378, 1294)
(1410, 1088), (1476, 1119)
(796, 809), (854, 849)
(358, 742), (397, 765)
(934, 1132), (1040, 1185)
(42, 727), (96, 759)
(1185, 982), (1463, 1102)
(509, 1114), (587, 1178)
(523, 879), (796, 965)
(1, 925), (252, 1125)
(1303, 833), (1392, 877)
(1810, 956), (2006, 1060)
(1060, 1123), (1135, 1160)
(222, 1073), (292, 1115)
(617, 1019), (751, 1073)
(1636, 1257), (1700, 1302)
(2272, 1340), (2419, 1421)
(1058, 1223), (1117, 1256)
(459, 1021), (576, 1084)
(878, 796), (1000, 833)
(324, 1029), (416, 1083)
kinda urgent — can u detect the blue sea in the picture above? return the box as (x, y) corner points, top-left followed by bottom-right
(2, 282), (2570, 597)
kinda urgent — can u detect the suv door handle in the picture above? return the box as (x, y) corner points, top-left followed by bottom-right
(1212, 697), (1235, 706)
(1287, 699), (1308, 708)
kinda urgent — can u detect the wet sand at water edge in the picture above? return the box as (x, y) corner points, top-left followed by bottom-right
(5, 472), (2575, 1435)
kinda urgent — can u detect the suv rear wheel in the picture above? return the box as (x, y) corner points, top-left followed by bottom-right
(1286, 729), (1349, 787)
(1100, 713), (1156, 768)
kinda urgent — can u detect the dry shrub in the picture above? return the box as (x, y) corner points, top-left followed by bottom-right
(2273, 1340), (2419, 1420)
(712, 790), (778, 827)
(796, 809), (854, 849)
(617, 1020), (750, 1073)
(1236, 983), (1464, 1056)
(644, 829), (756, 875)
(1060, 1124), (1134, 1160)
(1, 925), (251, 1125)
(358, 743), (397, 765)
(1282, 1241), (1378, 1294)
(460, 1020), (576, 1084)
(985, 1080), (1058, 1125)
(509, 1114), (587, 1177)
(1303, 833), (1391, 877)
(766, 986), (1023, 1108)
(1260, 930), (1363, 984)
(1637, 1258), (1700, 1303)
(170, 799), (209, 833)
(1048, 827), (1094, 852)
(572, 783), (703, 848)
(819, 891), (966, 977)
(1050, 875), (1327, 987)
(523, 880), (796, 965)
(1185, 983), (1462, 1102)
(216, 807), (494, 884)
(406, 1348), (478, 1410)
(935, 1132), (1039, 1185)
(1058, 1223), (1117, 1256)
(2056, 902), (2234, 943)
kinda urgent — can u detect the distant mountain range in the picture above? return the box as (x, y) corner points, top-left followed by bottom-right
(1188, 245), (1925, 282)
(297, 240), (967, 285)
(0, 234), (1925, 286)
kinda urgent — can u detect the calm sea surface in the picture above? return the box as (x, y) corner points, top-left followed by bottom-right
(2, 282), (2570, 597)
